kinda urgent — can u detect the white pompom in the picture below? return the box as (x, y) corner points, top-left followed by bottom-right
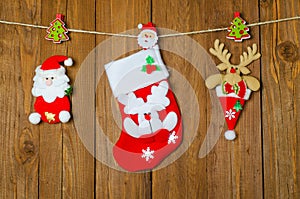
(64, 58), (73, 66)
(224, 130), (236, 140)
(59, 111), (71, 123)
(29, 113), (41, 124)
(137, 23), (143, 29)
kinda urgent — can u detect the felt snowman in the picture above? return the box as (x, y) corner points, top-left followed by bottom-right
(104, 22), (182, 171)
(29, 55), (73, 124)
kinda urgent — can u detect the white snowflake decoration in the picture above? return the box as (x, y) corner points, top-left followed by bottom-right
(168, 131), (178, 144)
(141, 147), (154, 162)
(225, 109), (236, 120)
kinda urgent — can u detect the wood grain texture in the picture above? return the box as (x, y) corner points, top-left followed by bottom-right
(151, 1), (208, 198)
(95, 0), (152, 199)
(62, 0), (96, 198)
(152, 0), (262, 198)
(0, 0), (41, 198)
(260, 0), (300, 198)
(0, 0), (299, 198)
(38, 1), (67, 198)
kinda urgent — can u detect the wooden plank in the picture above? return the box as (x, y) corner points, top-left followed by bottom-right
(152, 0), (263, 198)
(1, 0), (299, 198)
(61, 1), (96, 199)
(38, 1), (67, 198)
(95, 0), (152, 198)
(151, 1), (209, 198)
(260, 0), (300, 198)
(0, 0), (41, 198)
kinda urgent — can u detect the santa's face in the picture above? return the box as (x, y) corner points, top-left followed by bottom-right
(32, 66), (70, 103)
(137, 30), (158, 49)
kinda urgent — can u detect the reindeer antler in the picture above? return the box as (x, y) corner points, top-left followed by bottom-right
(238, 44), (261, 68)
(209, 39), (232, 70)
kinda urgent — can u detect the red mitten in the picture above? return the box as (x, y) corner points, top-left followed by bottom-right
(105, 44), (182, 172)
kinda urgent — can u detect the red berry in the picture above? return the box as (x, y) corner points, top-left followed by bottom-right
(146, 65), (156, 74)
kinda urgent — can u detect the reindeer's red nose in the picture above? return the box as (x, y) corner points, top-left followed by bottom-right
(230, 67), (236, 73)
(144, 113), (151, 121)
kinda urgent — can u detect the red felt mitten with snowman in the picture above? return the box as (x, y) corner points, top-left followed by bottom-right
(29, 55), (73, 124)
(104, 22), (182, 171)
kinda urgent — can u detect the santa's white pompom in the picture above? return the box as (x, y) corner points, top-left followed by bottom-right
(137, 23), (143, 29)
(59, 111), (71, 123)
(64, 58), (73, 66)
(29, 112), (41, 124)
(224, 130), (236, 140)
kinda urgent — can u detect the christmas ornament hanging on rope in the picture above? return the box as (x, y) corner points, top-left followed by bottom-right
(29, 55), (73, 124)
(226, 12), (250, 42)
(45, 14), (69, 43)
(104, 22), (182, 172)
(205, 39), (260, 140)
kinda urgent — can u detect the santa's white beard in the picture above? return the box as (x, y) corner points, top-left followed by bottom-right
(137, 36), (158, 49)
(32, 77), (70, 103)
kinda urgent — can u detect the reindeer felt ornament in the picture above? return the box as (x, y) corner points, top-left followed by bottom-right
(206, 39), (260, 140)
(104, 22), (182, 172)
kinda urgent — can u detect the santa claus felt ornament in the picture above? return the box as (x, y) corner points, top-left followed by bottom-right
(104, 22), (182, 172)
(29, 55), (73, 124)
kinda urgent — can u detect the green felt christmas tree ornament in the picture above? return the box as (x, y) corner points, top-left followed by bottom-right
(227, 12), (250, 42)
(45, 14), (69, 44)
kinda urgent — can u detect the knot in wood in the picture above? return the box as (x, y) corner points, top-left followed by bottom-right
(260, 0), (270, 8)
(276, 41), (298, 62)
(23, 140), (35, 154)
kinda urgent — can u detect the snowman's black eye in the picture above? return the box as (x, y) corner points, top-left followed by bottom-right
(45, 77), (49, 80)
(51, 77), (54, 80)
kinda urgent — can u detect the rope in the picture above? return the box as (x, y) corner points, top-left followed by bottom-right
(0, 16), (299, 38)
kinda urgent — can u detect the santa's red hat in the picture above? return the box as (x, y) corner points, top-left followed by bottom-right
(138, 22), (157, 34)
(41, 55), (73, 71)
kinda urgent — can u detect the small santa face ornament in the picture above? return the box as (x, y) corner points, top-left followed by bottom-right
(29, 55), (73, 124)
(137, 22), (158, 49)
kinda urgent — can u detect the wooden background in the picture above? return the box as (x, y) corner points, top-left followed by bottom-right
(0, 0), (299, 198)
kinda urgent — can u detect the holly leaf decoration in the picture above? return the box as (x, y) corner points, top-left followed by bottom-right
(141, 56), (161, 74)
(234, 100), (243, 112)
(233, 84), (240, 94)
(146, 55), (155, 65)
(141, 65), (147, 72)
(65, 86), (73, 96)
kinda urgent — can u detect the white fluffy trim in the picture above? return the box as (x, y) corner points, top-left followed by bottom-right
(224, 130), (236, 140)
(104, 45), (169, 97)
(139, 29), (157, 37)
(59, 111), (71, 123)
(216, 85), (251, 100)
(137, 23), (143, 29)
(29, 112), (41, 124)
(64, 58), (73, 66)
